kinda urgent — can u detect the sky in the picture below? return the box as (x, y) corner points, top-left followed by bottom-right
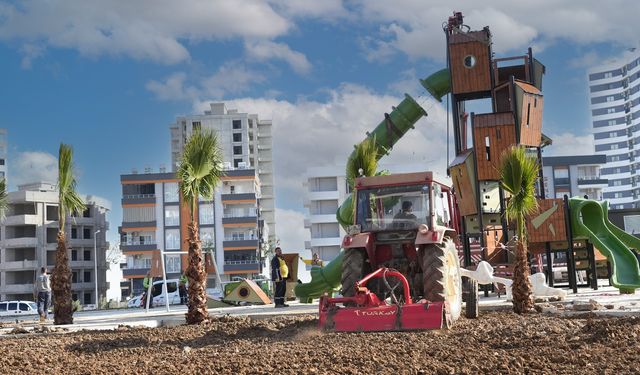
(1, 0), (639, 253)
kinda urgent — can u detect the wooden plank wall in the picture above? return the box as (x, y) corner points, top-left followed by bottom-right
(448, 32), (492, 95)
(526, 198), (567, 243)
(473, 113), (517, 180)
(518, 92), (544, 146)
(484, 225), (505, 263)
(450, 161), (477, 216)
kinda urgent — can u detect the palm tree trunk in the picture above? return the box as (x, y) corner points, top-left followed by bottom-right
(185, 222), (208, 324)
(511, 240), (533, 314)
(51, 231), (74, 324)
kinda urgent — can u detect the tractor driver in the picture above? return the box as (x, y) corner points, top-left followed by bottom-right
(393, 201), (418, 227)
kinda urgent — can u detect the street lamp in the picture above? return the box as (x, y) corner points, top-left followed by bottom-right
(94, 229), (101, 309)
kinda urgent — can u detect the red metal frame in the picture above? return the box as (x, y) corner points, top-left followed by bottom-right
(319, 268), (449, 332)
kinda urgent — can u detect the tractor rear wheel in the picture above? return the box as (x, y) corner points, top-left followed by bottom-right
(421, 237), (462, 321)
(341, 248), (367, 297)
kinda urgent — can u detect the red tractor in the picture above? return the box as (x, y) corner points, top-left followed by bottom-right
(319, 172), (478, 332)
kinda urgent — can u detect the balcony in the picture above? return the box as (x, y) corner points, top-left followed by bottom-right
(123, 268), (150, 277)
(221, 193), (256, 203)
(223, 260), (260, 273)
(1, 284), (35, 294)
(69, 260), (95, 268)
(223, 239), (259, 249)
(121, 241), (158, 252)
(222, 216), (258, 225)
(308, 214), (339, 224)
(0, 260), (38, 270)
(3, 214), (39, 226)
(553, 178), (570, 186)
(309, 237), (343, 247)
(4, 237), (38, 248)
(577, 178), (609, 189)
(121, 194), (156, 206)
(121, 221), (157, 230)
(308, 190), (340, 201)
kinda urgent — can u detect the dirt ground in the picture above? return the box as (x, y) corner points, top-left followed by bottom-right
(1, 311), (639, 374)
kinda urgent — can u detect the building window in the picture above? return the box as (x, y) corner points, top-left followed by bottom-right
(200, 227), (215, 249)
(233, 158), (243, 168)
(614, 193), (622, 198)
(624, 215), (640, 234)
(610, 132), (617, 138)
(71, 227), (78, 239)
(199, 203), (215, 225)
(164, 182), (179, 203)
(84, 271), (91, 283)
(233, 133), (242, 142)
(165, 255), (181, 273)
(232, 120), (242, 129)
(192, 122), (201, 132)
(165, 229), (180, 250)
(607, 108), (616, 114)
(614, 180), (622, 186)
(553, 168), (569, 179)
(164, 205), (180, 226)
(605, 72), (613, 78)
(233, 146), (242, 155)
(608, 120), (617, 126)
(84, 228), (92, 239)
(606, 96), (615, 102)
(71, 249), (78, 261)
(84, 249), (91, 261)
(612, 144), (619, 150)
(84, 292), (92, 305)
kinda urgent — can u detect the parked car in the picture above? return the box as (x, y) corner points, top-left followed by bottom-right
(127, 279), (181, 308)
(0, 300), (39, 317)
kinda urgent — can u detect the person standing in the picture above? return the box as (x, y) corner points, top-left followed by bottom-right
(179, 273), (188, 305)
(141, 272), (152, 308)
(271, 247), (289, 308)
(34, 267), (51, 322)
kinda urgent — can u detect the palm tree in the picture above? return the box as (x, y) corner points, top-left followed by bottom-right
(51, 144), (86, 325)
(0, 178), (7, 216)
(177, 130), (224, 324)
(499, 145), (539, 314)
(346, 135), (379, 188)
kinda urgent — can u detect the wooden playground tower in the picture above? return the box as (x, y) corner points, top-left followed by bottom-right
(444, 12), (595, 292)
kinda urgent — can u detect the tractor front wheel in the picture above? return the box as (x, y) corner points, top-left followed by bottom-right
(464, 277), (479, 319)
(421, 237), (462, 322)
(341, 248), (367, 297)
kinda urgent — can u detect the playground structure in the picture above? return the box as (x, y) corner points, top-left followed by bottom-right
(295, 11), (640, 307)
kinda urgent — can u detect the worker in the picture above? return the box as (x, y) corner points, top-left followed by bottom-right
(393, 201), (418, 227)
(141, 272), (151, 307)
(271, 247), (289, 308)
(179, 273), (188, 305)
(311, 253), (324, 267)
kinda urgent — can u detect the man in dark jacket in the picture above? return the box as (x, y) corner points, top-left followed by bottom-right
(271, 247), (289, 308)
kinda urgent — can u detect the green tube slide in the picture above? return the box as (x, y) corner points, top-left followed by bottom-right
(295, 69), (451, 302)
(569, 197), (640, 293)
(294, 252), (344, 303)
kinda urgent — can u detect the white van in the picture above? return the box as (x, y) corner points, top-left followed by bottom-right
(151, 279), (181, 307)
(0, 300), (39, 317)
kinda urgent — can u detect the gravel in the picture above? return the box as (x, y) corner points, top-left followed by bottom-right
(1, 312), (640, 374)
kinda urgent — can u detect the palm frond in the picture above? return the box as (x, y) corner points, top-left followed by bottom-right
(177, 130), (225, 221)
(346, 135), (379, 188)
(58, 144), (86, 231)
(499, 145), (539, 239)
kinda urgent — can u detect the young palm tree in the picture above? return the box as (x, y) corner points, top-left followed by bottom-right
(51, 144), (86, 325)
(177, 130), (224, 324)
(346, 135), (379, 188)
(499, 145), (539, 314)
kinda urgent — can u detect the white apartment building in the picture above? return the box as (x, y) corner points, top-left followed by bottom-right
(119, 168), (266, 297)
(170, 103), (276, 248)
(589, 54), (640, 209)
(0, 128), (7, 182)
(0, 182), (110, 305)
(303, 163), (439, 262)
(541, 155), (608, 201)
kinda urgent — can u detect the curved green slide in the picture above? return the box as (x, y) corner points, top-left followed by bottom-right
(295, 69), (451, 302)
(569, 197), (640, 292)
(600, 200), (640, 252)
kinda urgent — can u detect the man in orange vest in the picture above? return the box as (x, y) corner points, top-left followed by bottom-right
(271, 247), (289, 308)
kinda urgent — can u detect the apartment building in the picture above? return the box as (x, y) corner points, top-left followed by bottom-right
(589, 54), (640, 209)
(119, 168), (265, 297)
(169, 103), (276, 247)
(541, 155), (608, 201)
(0, 182), (110, 304)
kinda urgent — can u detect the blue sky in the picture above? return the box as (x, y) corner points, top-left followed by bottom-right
(0, 1), (638, 250)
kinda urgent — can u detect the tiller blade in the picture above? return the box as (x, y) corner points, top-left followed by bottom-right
(318, 268), (450, 332)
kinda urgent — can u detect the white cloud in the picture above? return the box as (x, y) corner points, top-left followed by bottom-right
(268, 0), (348, 19)
(146, 64), (266, 102)
(19, 43), (46, 69)
(9, 151), (58, 187)
(274, 208), (309, 251)
(354, 1), (640, 62)
(245, 40), (312, 74)
(0, 0), (290, 65)
(543, 132), (594, 157)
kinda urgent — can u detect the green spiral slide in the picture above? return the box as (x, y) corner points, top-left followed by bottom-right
(569, 197), (640, 293)
(294, 69), (451, 302)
